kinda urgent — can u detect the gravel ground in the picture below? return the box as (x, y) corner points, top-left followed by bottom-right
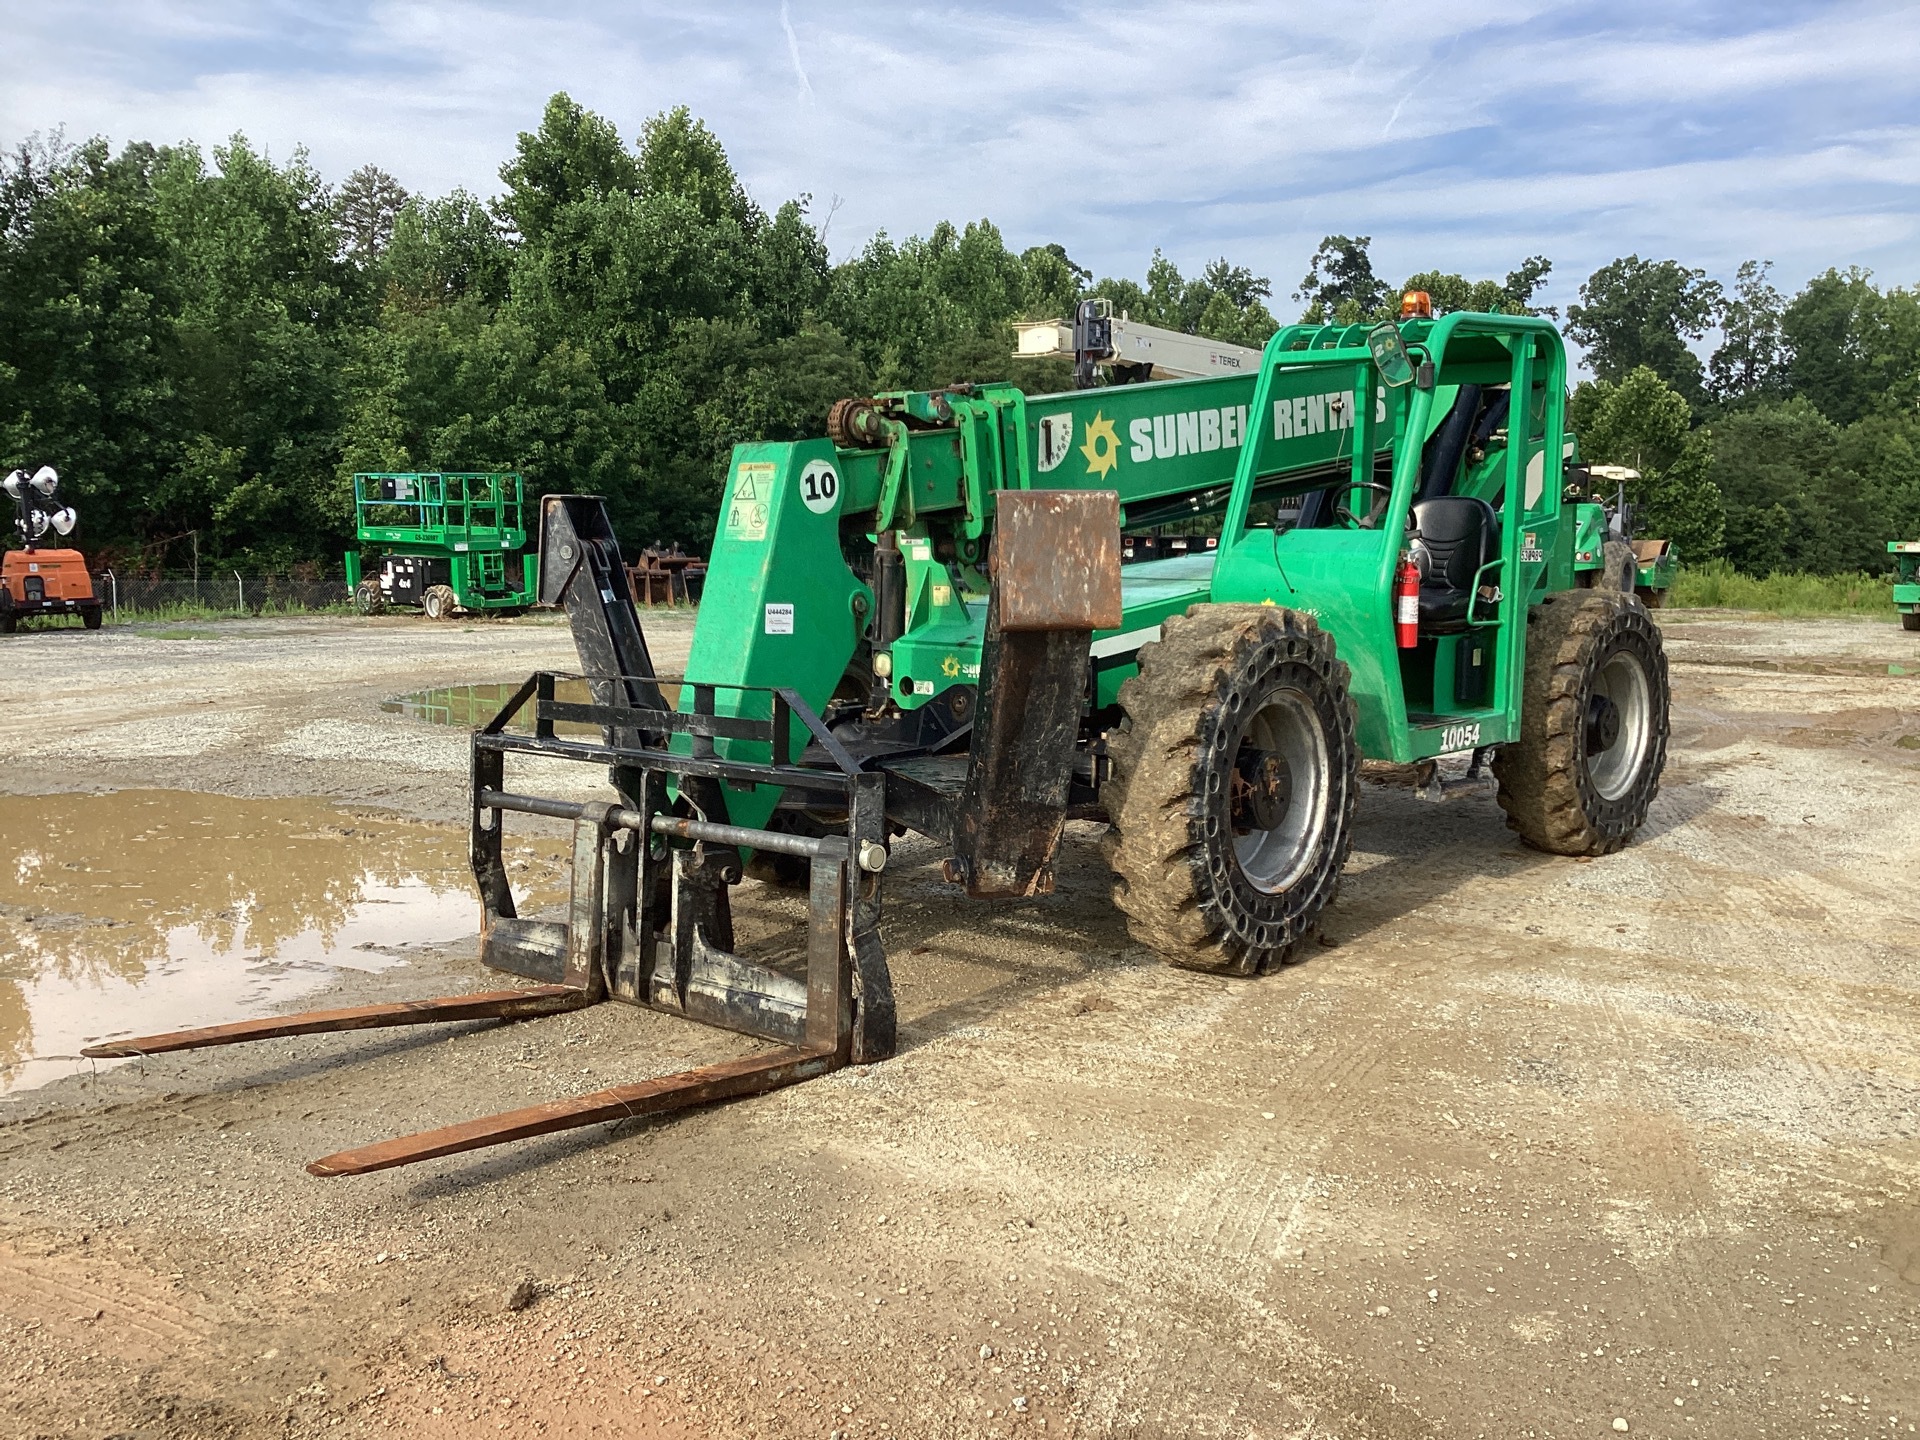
(1, 608), (1918, 1440)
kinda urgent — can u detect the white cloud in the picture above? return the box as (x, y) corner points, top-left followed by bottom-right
(3, 0), (1915, 307)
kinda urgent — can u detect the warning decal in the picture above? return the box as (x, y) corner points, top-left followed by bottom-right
(727, 462), (775, 541)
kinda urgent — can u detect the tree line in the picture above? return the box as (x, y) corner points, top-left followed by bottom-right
(2, 92), (1915, 576)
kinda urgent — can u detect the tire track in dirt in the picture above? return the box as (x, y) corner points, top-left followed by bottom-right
(0, 1238), (219, 1365)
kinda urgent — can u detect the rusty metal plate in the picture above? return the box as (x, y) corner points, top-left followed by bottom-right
(993, 489), (1122, 632)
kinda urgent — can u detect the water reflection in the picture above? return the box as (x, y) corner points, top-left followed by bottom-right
(381, 680), (594, 735)
(0, 790), (566, 1091)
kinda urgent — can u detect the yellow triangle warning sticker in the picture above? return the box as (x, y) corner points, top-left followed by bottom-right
(733, 461), (775, 504)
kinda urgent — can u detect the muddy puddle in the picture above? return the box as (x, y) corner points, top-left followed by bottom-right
(0, 790), (567, 1093)
(383, 678), (684, 735)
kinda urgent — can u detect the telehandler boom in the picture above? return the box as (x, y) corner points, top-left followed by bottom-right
(95, 309), (1670, 1175)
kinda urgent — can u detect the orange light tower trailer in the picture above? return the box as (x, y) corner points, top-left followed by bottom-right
(2, 466), (102, 633)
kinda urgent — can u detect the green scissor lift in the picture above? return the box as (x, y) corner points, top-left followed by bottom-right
(344, 472), (538, 619)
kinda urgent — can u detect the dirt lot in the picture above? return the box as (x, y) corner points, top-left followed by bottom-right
(2, 609), (1918, 1440)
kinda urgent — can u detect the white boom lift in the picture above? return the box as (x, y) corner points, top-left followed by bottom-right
(1014, 299), (1264, 387)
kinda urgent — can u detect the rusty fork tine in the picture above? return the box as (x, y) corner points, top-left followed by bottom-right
(80, 986), (592, 1059)
(305, 1046), (833, 1177)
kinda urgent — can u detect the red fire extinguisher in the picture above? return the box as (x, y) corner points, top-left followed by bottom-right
(1394, 554), (1421, 648)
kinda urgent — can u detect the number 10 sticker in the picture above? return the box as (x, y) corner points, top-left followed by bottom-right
(799, 459), (839, 515)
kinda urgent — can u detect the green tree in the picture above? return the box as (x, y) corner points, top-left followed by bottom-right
(384, 188), (512, 307)
(1499, 256), (1555, 317)
(1781, 268), (1920, 426)
(636, 107), (756, 229)
(1707, 260), (1786, 408)
(1092, 250), (1278, 346)
(1294, 234), (1386, 324)
(0, 135), (182, 551)
(1017, 242), (1090, 320)
(495, 93), (640, 244)
(1569, 366), (1724, 559)
(148, 135), (362, 564)
(1711, 399), (1886, 574)
(336, 163), (410, 262)
(827, 220), (1027, 388)
(1566, 256), (1722, 401)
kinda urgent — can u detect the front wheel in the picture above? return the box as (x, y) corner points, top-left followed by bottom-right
(1494, 590), (1669, 856)
(354, 578), (385, 616)
(422, 584), (456, 621)
(1102, 604), (1359, 975)
(82, 605), (103, 630)
(1902, 611), (1920, 633)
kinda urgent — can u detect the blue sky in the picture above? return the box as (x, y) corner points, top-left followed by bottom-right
(6, 1), (1917, 316)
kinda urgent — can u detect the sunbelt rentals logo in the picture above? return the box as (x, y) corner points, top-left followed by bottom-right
(1039, 387), (1388, 481)
(1079, 411), (1121, 478)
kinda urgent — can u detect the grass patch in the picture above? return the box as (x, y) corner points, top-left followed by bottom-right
(1668, 559), (1895, 617)
(111, 600), (354, 622)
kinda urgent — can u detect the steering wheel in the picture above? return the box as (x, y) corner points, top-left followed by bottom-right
(1332, 481), (1394, 530)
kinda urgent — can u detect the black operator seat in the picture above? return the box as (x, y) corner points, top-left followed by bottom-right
(1409, 496), (1499, 633)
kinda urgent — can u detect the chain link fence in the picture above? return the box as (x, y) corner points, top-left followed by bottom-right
(94, 570), (348, 620)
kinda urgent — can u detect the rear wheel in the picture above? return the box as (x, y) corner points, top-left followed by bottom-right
(1596, 539), (1637, 593)
(1103, 604), (1359, 975)
(82, 605), (102, 630)
(422, 584), (456, 621)
(1494, 590), (1669, 856)
(1903, 611), (1920, 633)
(354, 578), (385, 615)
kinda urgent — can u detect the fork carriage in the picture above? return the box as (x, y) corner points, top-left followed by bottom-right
(85, 490), (1110, 1174)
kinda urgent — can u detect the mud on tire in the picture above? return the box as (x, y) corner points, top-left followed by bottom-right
(1596, 538), (1637, 593)
(1493, 589), (1669, 856)
(1102, 604), (1359, 975)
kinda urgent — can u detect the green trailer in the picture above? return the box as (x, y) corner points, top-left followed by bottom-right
(1892, 540), (1920, 631)
(344, 471), (537, 619)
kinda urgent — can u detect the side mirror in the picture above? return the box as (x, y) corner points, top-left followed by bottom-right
(1367, 322), (1416, 388)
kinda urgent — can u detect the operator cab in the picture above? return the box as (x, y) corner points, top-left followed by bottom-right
(1407, 495), (1498, 632)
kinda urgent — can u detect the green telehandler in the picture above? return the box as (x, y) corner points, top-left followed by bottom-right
(94, 309), (1670, 1176)
(1568, 463), (1676, 607)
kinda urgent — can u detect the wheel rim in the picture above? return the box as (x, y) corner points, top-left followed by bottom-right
(1586, 647), (1652, 802)
(1227, 686), (1330, 894)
